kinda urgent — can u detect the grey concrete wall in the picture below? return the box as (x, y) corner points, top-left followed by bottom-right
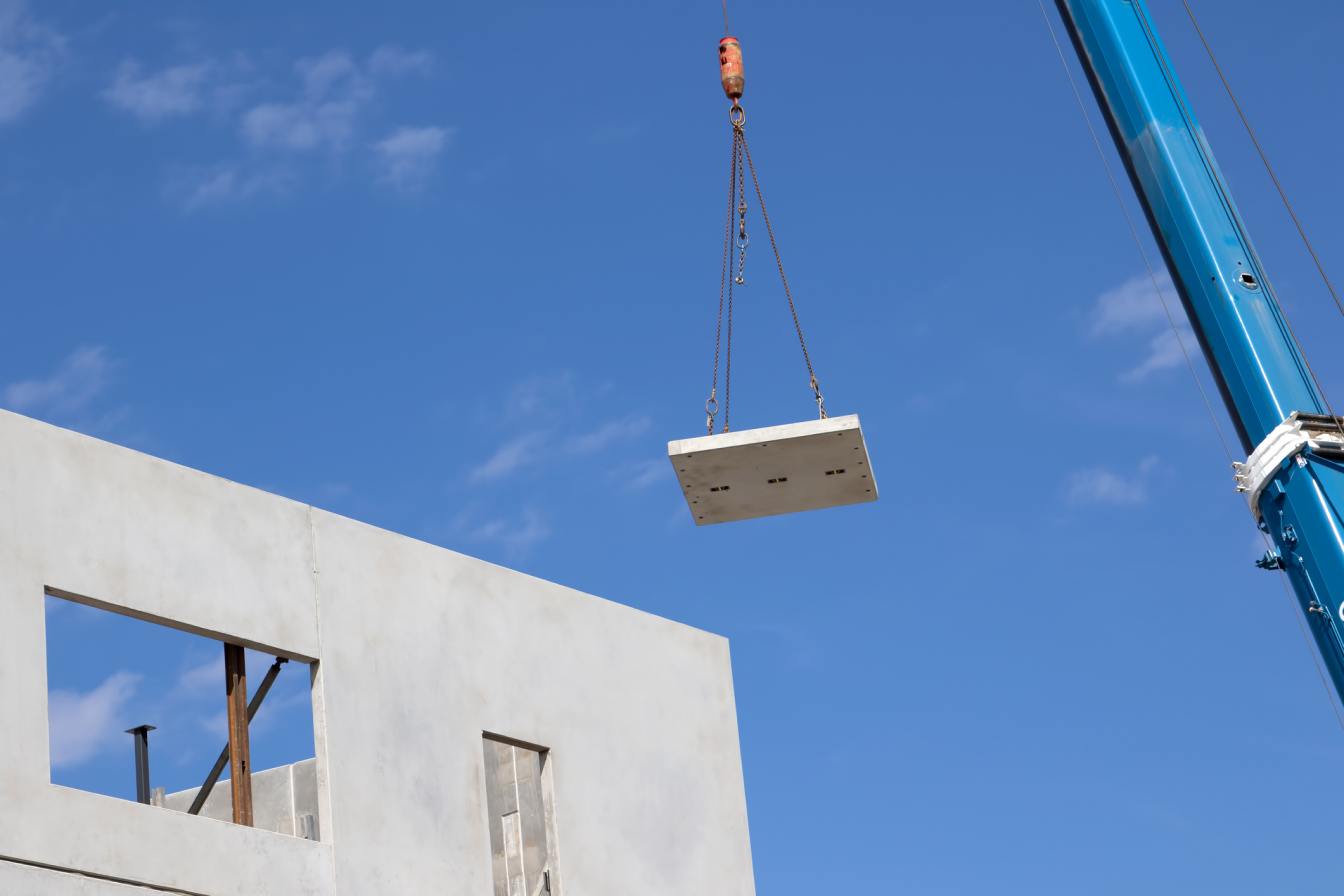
(161, 758), (320, 839)
(0, 409), (755, 896)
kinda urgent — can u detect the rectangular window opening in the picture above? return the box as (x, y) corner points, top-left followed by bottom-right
(43, 589), (321, 840)
(483, 734), (560, 896)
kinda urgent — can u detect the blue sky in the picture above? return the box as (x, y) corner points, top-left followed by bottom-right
(8, 0), (1344, 892)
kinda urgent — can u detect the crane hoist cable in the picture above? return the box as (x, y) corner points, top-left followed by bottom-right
(1181, 0), (1344, 321)
(1177, 0), (1344, 450)
(704, 34), (826, 435)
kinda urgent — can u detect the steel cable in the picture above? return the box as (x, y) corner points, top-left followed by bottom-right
(1181, 0), (1344, 319)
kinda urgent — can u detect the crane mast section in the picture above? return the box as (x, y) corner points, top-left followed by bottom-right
(1056, 0), (1326, 449)
(1056, 0), (1344, 699)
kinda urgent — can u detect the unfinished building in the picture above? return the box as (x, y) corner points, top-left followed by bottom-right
(0, 409), (756, 895)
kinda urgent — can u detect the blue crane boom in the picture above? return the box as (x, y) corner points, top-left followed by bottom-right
(1055, 1), (1344, 700)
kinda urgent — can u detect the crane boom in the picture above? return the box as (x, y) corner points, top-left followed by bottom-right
(1055, 0), (1344, 701)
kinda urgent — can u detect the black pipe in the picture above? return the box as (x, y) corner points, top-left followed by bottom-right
(124, 725), (156, 804)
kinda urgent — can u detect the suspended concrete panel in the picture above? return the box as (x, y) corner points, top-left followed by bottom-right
(669, 414), (878, 525)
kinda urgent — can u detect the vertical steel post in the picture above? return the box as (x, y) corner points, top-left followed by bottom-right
(124, 724), (155, 805)
(224, 643), (254, 826)
(188, 656), (286, 817)
(1055, 0), (1344, 700)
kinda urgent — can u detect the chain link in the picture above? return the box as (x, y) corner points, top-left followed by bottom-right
(707, 121), (739, 434)
(724, 124), (742, 432)
(705, 101), (827, 430)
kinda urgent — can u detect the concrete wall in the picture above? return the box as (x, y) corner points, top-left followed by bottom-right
(161, 758), (320, 840)
(0, 410), (755, 896)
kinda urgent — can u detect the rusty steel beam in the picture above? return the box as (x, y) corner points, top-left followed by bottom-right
(224, 643), (254, 826)
(187, 656), (286, 816)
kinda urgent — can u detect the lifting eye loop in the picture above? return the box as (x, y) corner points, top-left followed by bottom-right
(729, 103), (745, 128)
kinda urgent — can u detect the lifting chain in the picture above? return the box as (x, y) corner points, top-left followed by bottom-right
(705, 35), (826, 434)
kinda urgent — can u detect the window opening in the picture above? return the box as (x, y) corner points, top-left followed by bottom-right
(43, 590), (320, 839)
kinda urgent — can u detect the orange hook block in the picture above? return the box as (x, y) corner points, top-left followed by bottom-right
(719, 37), (744, 101)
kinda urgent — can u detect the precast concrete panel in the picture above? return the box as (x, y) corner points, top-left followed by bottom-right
(311, 508), (757, 895)
(0, 410), (756, 896)
(0, 859), (175, 894)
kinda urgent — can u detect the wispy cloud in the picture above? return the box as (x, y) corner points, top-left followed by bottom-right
(139, 44), (441, 208)
(174, 654), (221, 698)
(103, 60), (211, 123)
(199, 710), (227, 741)
(1065, 455), (1158, 506)
(368, 45), (433, 77)
(374, 125), (452, 192)
(469, 414), (653, 485)
(612, 457), (670, 492)
(464, 507), (552, 556)
(175, 162), (291, 211)
(470, 431), (549, 483)
(0, 1), (64, 125)
(3, 345), (114, 415)
(48, 671), (141, 769)
(1122, 326), (1196, 383)
(240, 46), (433, 155)
(242, 50), (371, 152)
(1088, 271), (1199, 384)
(1088, 271), (1174, 337)
(506, 371), (576, 420)
(565, 415), (651, 455)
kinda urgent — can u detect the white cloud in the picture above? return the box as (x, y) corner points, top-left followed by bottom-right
(174, 655), (221, 697)
(0, 1), (63, 125)
(48, 671), (141, 769)
(3, 346), (113, 415)
(1065, 455), (1158, 506)
(470, 431), (548, 483)
(199, 710), (227, 740)
(135, 45), (438, 209)
(368, 45), (433, 77)
(319, 481), (353, 500)
(467, 378), (652, 488)
(1088, 271), (1199, 384)
(374, 125), (451, 191)
(242, 98), (359, 152)
(613, 458), (670, 491)
(103, 60), (211, 123)
(177, 163), (290, 211)
(1066, 469), (1145, 506)
(1122, 326), (1195, 383)
(241, 47), (433, 156)
(241, 50), (372, 152)
(467, 507), (552, 555)
(1089, 271), (1174, 337)
(506, 371), (576, 420)
(565, 415), (651, 455)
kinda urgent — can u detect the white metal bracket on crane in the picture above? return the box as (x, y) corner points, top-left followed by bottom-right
(1233, 413), (1344, 521)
